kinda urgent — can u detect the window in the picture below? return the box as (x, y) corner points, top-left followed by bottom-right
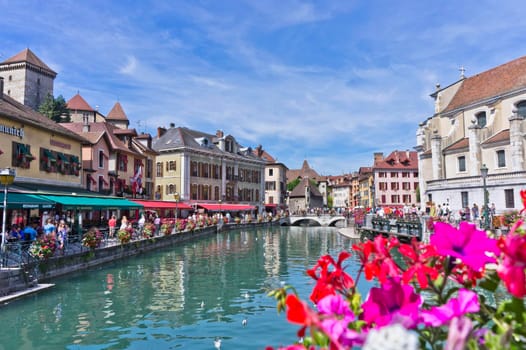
(381, 195), (386, 204)
(413, 172), (418, 177)
(168, 161), (176, 171)
(391, 195), (400, 203)
(402, 182), (411, 190)
(390, 172), (398, 178)
(402, 172), (410, 178)
(268, 169), (273, 176)
(461, 191), (469, 208)
(156, 162), (163, 177)
(414, 182), (419, 190)
(390, 182), (399, 190)
(98, 150), (104, 168)
(497, 150), (506, 168)
(265, 181), (276, 191)
(8, 75), (12, 81)
(402, 194), (411, 203)
(475, 111), (486, 127)
(458, 156), (466, 172)
(517, 101), (526, 118)
(378, 172), (386, 178)
(505, 189), (515, 208)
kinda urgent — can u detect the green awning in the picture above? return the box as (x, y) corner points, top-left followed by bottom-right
(0, 193), (55, 209)
(18, 144), (34, 158)
(70, 155), (80, 164)
(58, 153), (70, 164)
(38, 194), (143, 210)
(44, 149), (57, 161)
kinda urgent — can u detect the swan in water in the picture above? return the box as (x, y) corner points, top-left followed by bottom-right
(242, 317), (248, 327)
(214, 337), (222, 349)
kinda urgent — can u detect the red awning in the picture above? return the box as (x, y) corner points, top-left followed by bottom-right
(265, 203), (277, 208)
(131, 200), (193, 210)
(196, 203), (256, 211)
(102, 177), (109, 185)
(87, 174), (96, 184)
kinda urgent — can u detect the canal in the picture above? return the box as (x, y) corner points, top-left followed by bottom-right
(0, 226), (372, 349)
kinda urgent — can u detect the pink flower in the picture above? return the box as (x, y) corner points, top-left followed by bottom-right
(431, 221), (499, 271)
(361, 277), (422, 329)
(317, 295), (364, 347)
(445, 317), (473, 350)
(497, 225), (526, 298)
(420, 289), (479, 327)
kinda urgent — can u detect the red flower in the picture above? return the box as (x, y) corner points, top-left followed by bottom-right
(306, 251), (355, 303)
(353, 235), (401, 283)
(521, 190), (526, 213)
(285, 294), (316, 326)
(497, 222), (526, 298)
(399, 238), (440, 289)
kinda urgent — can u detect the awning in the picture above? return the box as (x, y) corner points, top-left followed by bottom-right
(44, 149), (56, 161)
(38, 194), (143, 210)
(58, 153), (70, 164)
(131, 200), (193, 210)
(18, 144), (34, 159)
(0, 192), (55, 209)
(196, 203), (256, 211)
(70, 155), (80, 164)
(101, 177), (109, 186)
(265, 203), (277, 208)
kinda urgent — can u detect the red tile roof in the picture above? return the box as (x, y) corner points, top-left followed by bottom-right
(373, 150), (418, 170)
(1, 48), (56, 76)
(67, 93), (95, 111)
(483, 129), (510, 144)
(443, 138), (469, 152)
(445, 55), (526, 112)
(106, 102), (128, 121)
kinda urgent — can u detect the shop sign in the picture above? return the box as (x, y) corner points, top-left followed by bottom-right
(0, 124), (24, 139)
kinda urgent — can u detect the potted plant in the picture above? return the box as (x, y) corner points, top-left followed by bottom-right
(82, 227), (103, 249)
(143, 223), (155, 238)
(29, 235), (57, 259)
(117, 229), (132, 244)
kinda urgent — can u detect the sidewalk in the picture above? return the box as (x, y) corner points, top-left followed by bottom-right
(338, 226), (360, 239)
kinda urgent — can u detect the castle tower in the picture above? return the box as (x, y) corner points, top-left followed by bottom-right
(106, 102), (130, 130)
(0, 48), (57, 110)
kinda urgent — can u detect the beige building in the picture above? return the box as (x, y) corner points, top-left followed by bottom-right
(416, 55), (526, 213)
(152, 125), (266, 210)
(0, 77), (85, 189)
(257, 147), (288, 209)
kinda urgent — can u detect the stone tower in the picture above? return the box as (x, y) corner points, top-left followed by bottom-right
(0, 48), (57, 110)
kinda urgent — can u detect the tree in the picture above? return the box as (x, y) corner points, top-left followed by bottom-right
(38, 94), (71, 123)
(287, 178), (301, 192)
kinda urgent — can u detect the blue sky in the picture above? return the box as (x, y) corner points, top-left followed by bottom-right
(2, 1), (525, 175)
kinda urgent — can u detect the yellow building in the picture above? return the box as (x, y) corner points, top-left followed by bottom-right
(0, 77), (85, 189)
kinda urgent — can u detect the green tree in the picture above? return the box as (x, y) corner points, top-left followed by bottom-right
(327, 195), (333, 208)
(287, 178), (301, 192)
(39, 94), (71, 123)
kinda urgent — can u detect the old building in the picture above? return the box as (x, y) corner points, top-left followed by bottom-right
(288, 177), (324, 214)
(256, 147), (288, 210)
(152, 125), (266, 210)
(416, 56), (526, 213)
(373, 150), (419, 208)
(0, 48), (56, 111)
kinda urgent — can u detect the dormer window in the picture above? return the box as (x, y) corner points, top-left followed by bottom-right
(475, 111), (486, 127)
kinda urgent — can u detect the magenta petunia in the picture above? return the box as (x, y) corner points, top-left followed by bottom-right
(361, 277), (422, 329)
(420, 289), (479, 327)
(431, 221), (499, 271)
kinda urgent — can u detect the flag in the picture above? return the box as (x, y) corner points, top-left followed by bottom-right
(130, 165), (143, 195)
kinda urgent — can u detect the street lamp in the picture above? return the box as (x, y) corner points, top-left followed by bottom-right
(0, 168), (16, 266)
(480, 164), (489, 230)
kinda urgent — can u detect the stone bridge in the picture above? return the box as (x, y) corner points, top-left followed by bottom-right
(281, 214), (348, 227)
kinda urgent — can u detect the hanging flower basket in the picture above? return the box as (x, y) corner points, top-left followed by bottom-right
(117, 229), (132, 244)
(82, 227), (103, 249)
(29, 235), (57, 259)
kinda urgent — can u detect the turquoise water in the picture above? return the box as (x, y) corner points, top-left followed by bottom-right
(0, 226), (371, 350)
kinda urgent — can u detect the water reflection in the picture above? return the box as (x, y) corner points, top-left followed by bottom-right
(0, 226), (369, 350)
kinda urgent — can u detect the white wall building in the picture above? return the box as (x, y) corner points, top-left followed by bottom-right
(416, 56), (526, 214)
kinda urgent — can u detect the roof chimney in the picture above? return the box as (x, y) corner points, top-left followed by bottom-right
(374, 152), (384, 164)
(157, 126), (167, 138)
(169, 122), (175, 128)
(0, 77), (3, 99)
(216, 130), (224, 138)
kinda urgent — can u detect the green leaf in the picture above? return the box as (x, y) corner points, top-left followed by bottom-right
(478, 271), (500, 292)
